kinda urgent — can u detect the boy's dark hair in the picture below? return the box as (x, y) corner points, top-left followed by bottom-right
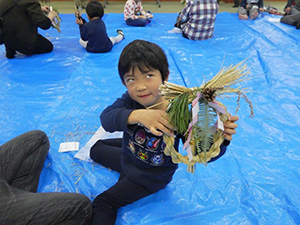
(86, 0), (104, 19)
(118, 40), (169, 83)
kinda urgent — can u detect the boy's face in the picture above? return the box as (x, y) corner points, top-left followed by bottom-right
(124, 67), (167, 108)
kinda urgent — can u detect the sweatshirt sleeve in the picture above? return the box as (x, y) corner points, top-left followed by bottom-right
(208, 139), (230, 163)
(19, 0), (51, 30)
(179, 1), (191, 23)
(79, 20), (89, 41)
(100, 92), (137, 132)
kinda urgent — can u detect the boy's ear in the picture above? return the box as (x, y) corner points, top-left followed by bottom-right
(164, 71), (170, 82)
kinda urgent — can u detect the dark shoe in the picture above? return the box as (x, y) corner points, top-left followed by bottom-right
(232, 4), (239, 8)
(117, 29), (124, 39)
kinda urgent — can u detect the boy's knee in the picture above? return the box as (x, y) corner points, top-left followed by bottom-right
(90, 140), (103, 161)
(92, 193), (119, 212)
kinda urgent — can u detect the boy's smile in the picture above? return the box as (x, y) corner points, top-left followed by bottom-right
(124, 67), (167, 109)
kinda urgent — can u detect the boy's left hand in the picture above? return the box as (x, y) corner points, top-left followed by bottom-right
(223, 115), (239, 141)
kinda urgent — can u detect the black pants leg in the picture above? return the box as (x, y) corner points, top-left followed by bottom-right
(31, 34), (53, 55)
(90, 138), (123, 172)
(92, 175), (154, 225)
(90, 138), (155, 225)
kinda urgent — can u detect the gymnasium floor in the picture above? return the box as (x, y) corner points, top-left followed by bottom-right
(0, 2), (300, 225)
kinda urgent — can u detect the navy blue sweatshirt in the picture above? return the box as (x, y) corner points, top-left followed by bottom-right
(101, 91), (229, 192)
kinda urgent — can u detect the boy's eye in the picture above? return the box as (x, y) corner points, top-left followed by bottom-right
(146, 74), (153, 78)
(125, 78), (134, 83)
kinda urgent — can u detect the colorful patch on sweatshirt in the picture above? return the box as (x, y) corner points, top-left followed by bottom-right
(151, 154), (164, 166)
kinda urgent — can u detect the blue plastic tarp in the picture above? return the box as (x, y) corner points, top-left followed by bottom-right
(0, 12), (300, 224)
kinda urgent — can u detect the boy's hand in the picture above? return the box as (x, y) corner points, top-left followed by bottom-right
(129, 109), (175, 137)
(223, 115), (239, 141)
(75, 17), (83, 25)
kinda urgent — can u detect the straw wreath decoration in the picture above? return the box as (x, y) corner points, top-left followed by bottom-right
(155, 61), (254, 173)
(50, 6), (61, 33)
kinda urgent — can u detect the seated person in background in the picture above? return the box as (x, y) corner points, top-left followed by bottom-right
(0, 0), (57, 59)
(280, 0), (300, 28)
(124, 0), (153, 27)
(76, 0), (124, 53)
(0, 130), (92, 225)
(283, 0), (300, 15)
(280, 11), (300, 29)
(168, 0), (219, 40)
(237, 0), (264, 20)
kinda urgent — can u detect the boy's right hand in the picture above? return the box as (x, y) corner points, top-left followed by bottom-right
(75, 17), (83, 25)
(129, 109), (175, 137)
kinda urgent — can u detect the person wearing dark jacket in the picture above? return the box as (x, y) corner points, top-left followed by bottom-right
(280, 0), (300, 29)
(0, 0), (57, 59)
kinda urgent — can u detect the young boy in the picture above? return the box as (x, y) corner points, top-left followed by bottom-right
(168, 0), (219, 40)
(75, 0), (124, 53)
(237, 0), (264, 20)
(89, 40), (239, 225)
(124, 0), (153, 26)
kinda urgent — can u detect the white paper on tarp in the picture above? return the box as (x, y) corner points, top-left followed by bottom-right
(59, 142), (79, 152)
(74, 126), (123, 162)
(266, 17), (281, 22)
